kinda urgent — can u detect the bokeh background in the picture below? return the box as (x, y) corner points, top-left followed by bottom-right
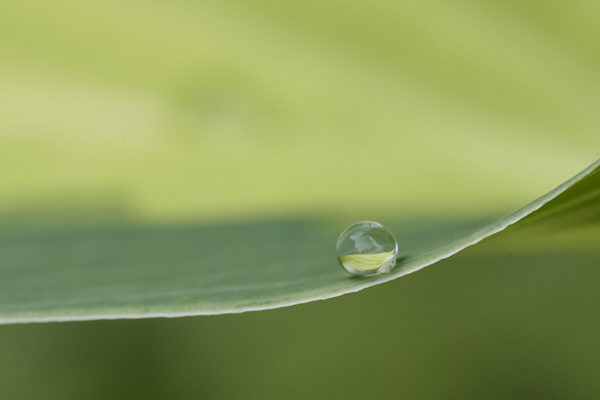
(0, 0), (598, 398)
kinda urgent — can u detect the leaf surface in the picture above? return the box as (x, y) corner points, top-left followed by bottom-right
(1, 160), (598, 324)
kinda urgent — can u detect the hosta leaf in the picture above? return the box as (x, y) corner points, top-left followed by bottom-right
(1, 160), (597, 324)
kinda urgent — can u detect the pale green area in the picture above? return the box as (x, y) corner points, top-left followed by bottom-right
(0, 0), (598, 222)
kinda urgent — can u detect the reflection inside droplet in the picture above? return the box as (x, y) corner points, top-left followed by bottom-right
(336, 221), (398, 276)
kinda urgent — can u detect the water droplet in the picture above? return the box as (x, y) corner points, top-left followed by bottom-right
(336, 221), (398, 276)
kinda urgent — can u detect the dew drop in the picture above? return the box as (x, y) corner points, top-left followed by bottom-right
(336, 221), (398, 276)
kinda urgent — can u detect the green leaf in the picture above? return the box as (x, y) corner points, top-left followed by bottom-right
(1, 160), (598, 324)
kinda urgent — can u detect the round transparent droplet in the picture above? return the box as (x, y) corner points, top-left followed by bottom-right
(336, 221), (398, 276)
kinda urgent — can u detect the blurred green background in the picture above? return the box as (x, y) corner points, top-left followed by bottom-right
(0, 0), (598, 398)
(1, 0), (598, 222)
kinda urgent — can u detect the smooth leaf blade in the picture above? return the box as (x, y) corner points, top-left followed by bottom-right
(0, 160), (598, 324)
